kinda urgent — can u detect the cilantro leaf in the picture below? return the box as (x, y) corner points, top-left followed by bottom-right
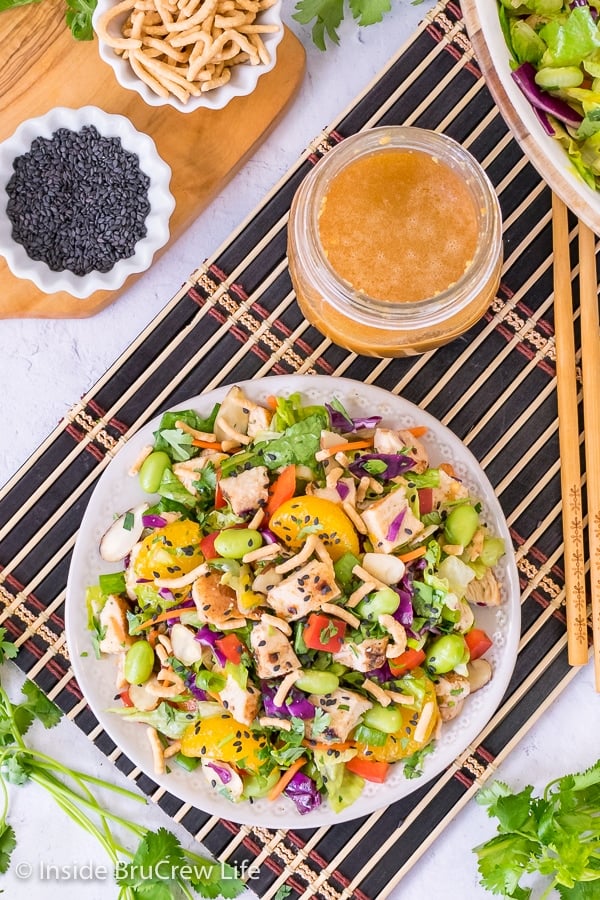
(19, 680), (62, 730)
(402, 742), (435, 780)
(2, 754), (29, 786)
(65, 0), (96, 40)
(0, 629), (18, 665)
(293, 0), (391, 49)
(474, 762), (600, 900)
(293, 0), (344, 50)
(0, 824), (16, 874)
(349, 0), (390, 27)
(117, 827), (184, 889)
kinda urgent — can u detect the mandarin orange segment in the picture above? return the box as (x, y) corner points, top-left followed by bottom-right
(269, 497), (359, 562)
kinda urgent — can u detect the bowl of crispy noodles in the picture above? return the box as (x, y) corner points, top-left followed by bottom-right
(93, 0), (283, 113)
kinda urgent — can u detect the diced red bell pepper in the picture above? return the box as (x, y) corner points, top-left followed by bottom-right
(418, 487), (434, 516)
(346, 758), (390, 783)
(215, 633), (246, 665)
(465, 628), (493, 660)
(388, 647), (426, 676)
(200, 531), (220, 560)
(215, 483), (226, 509)
(303, 613), (346, 653)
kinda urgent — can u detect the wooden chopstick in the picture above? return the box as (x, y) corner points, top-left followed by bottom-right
(578, 218), (600, 690)
(551, 194), (588, 668)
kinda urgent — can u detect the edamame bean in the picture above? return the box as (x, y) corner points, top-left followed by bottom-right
(425, 633), (468, 675)
(363, 704), (403, 734)
(124, 640), (155, 685)
(356, 587), (400, 621)
(295, 670), (340, 695)
(213, 529), (263, 559)
(444, 505), (479, 547)
(138, 451), (171, 494)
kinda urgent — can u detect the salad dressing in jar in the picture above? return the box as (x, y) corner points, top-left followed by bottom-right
(287, 127), (503, 357)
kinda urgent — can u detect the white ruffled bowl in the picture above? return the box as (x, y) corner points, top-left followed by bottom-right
(93, 0), (283, 113)
(0, 106), (175, 299)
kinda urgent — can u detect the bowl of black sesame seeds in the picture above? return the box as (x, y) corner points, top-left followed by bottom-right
(0, 106), (175, 299)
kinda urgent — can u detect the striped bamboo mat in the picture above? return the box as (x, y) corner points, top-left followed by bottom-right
(0, 1), (595, 897)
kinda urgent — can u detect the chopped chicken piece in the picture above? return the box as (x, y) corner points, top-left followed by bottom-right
(250, 620), (301, 678)
(465, 568), (502, 607)
(266, 559), (341, 621)
(332, 637), (389, 672)
(247, 404), (273, 439)
(192, 570), (245, 628)
(432, 468), (470, 506)
(172, 454), (226, 495)
(98, 594), (134, 654)
(201, 759), (244, 801)
(373, 428), (428, 473)
(307, 688), (372, 743)
(218, 674), (260, 726)
(434, 672), (471, 709)
(219, 466), (269, 516)
(360, 485), (424, 553)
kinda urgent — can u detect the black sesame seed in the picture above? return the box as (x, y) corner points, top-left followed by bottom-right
(6, 124), (150, 276)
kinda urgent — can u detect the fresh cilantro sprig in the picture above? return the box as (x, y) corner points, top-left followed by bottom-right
(474, 759), (600, 899)
(0, 635), (243, 899)
(293, 0), (392, 51)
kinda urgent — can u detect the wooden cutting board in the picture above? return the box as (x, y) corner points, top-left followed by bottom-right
(0, 0), (305, 319)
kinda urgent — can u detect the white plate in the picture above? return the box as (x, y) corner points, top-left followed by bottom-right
(462, 0), (600, 236)
(66, 375), (521, 827)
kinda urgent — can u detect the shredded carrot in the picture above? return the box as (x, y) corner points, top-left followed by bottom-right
(407, 426), (428, 438)
(191, 439), (224, 450)
(302, 740), (351, 753)
(267, 756), (307, 801)
(147, 628), (159, 648)
(265, 395), (278, 410)
(130, 608), (187, 634)
(397, 546), (427, 563)
(326, 439), (373, 455)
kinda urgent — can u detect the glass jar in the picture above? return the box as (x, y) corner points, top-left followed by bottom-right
(287, 126), (503, 357)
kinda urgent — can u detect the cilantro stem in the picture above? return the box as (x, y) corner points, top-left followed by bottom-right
(0, 685), (25, 749)
(29, 763), (146, 837)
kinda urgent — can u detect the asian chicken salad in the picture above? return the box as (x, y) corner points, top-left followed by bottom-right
(87, 386), (506, 815)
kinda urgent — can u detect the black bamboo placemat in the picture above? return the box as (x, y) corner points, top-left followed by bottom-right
(0, 2), (595, 897)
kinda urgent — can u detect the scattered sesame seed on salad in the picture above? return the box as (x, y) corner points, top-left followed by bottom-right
(86, 386), (505, 815)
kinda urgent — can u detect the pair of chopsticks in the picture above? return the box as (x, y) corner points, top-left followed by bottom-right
(552, 194), (600, 690)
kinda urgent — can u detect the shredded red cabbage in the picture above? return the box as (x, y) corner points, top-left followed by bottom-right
(336, 482), (350, 501)
(349, 453), (415, 481)
(366, 661), (394, 683)
(159, 587), (176, 600)
(206, 761), (232, 784)
(532, 105), (555, 136)
(283, 771), (322, 814)
(136, 577), (152, 583)
(260, 528), (278, 544)
(392, 586), (414, 628)
(185, 671), (208, 701)
(195, 624), (227, 666)
(325, 403), (382, 433)
(142, 514), (168, 528)
(262, 683), (315, 719)
(386, 508), (406, 542)
(511, 62), (583, 128)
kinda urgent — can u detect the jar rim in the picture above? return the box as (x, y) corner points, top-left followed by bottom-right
(291, 126), (503, 330)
